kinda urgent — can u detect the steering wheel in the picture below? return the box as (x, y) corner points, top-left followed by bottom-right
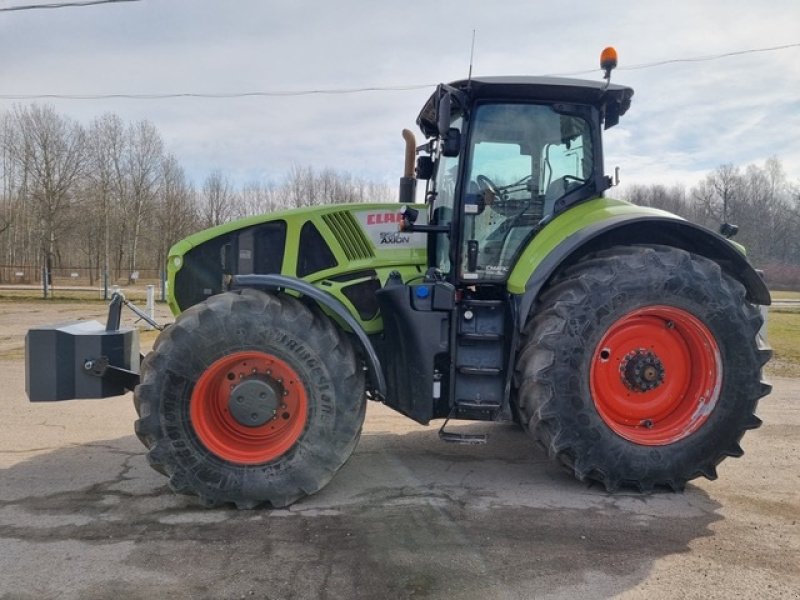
(476, 174), (530, 217)
(476, 174), (503, 199)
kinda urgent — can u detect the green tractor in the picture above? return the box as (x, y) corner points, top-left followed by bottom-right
(26, 53), (771, 509)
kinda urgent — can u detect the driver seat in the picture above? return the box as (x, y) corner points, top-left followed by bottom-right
(543, 177), (569, 216)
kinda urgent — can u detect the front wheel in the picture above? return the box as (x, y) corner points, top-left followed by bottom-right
(134, 289), (365, 508)
(515, 245), (771, 491)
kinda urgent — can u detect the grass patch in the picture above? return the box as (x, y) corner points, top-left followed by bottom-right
(771, 290), (800, 301)
(766, 308), (800, 377)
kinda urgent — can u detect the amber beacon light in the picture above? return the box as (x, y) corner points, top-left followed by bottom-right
(600, 46), (618, 80)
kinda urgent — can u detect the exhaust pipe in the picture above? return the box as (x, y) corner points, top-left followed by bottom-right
(399, 129), (417, 203)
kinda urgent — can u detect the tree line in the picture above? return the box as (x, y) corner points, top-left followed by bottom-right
(0, 104), (393, 283)
(621, 158), (800, 287)
(1, 104), (798, 287)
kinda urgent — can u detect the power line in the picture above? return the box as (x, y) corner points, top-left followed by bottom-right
(0, 0), (139, 11)
(0, 84), (437, 100)
(554, 42), (800, 76)
(0, 41), (797, 100)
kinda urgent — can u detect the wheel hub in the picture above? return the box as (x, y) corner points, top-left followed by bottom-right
(590, 306), (722, 446)
(190, 351), (308, 464)
(620, 349), (666, 393)
(228, 378), (281, 427)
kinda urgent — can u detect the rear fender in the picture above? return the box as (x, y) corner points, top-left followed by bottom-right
(508, 199), (771, 330)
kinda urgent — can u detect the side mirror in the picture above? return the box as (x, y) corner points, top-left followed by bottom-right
(437, 91), (451, 136)
(416, 156), (434, 180)
(441, 128), (461, 157)
(719, 222), (739, 239)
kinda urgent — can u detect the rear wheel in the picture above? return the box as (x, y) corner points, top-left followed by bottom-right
(515, 245), (771, 491)
(134, 289), (365, 508)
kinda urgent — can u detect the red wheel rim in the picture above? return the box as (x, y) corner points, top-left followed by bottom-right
(589, 306), (722, 445)
(190, 351), (308, 464)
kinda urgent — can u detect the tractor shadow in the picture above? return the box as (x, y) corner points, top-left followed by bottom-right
(0, 423), (723, 600)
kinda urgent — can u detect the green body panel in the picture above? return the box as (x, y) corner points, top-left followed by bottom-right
(506, 197), (683, 294)
(166, 195), (752, 336)
(166, 203), (428, 334)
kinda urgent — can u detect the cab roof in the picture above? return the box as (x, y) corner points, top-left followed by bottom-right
(417, 76), (634, 137)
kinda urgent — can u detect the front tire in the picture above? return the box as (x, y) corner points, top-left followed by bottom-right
(515, 245), (771, 491)
(134, 289), (365, 508)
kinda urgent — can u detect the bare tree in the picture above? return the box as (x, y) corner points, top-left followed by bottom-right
(201, 169), (234, 227)
(0, 104), (402, 282)
(86, 113), (127, 286)
(5, 105), (86, 276)
(626, 158), (799, 269)
(235, 180), (282, 218)
(151, 154), (199, 262)
(125, 120), (163, 282)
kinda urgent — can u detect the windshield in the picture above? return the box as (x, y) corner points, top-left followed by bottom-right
(460, 103), (593, 281)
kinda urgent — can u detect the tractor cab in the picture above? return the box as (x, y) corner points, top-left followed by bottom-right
(375, 75), (633, 429)
(405, 76), (633, 284)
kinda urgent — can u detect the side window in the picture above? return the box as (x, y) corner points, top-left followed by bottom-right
(540, 115), (593, 202)
(542, 137), (585, 187)
(253, 221), (287, 274)
(297, 221), (338, 277)
(431, 116), (463, 275)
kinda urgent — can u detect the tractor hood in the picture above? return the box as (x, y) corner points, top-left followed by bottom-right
(417, 76), (634, 137)
(165, 203), (428, 332)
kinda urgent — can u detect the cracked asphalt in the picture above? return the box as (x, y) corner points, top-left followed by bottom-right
(1, 302), (799, 599)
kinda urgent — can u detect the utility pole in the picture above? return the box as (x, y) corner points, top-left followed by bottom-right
(103, 190), (109, 300)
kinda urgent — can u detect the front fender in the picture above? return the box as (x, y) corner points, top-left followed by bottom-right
(231, 274), (386, 397)
(508, 197), (770, 329)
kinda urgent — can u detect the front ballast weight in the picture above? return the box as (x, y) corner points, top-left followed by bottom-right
(25, 291), (157, 402)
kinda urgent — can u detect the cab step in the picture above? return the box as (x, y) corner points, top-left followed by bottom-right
(438, 416), (488, 445)
(458, 366), (502, 376)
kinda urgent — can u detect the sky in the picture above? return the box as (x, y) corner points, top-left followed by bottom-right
(0, 0), (798, 194)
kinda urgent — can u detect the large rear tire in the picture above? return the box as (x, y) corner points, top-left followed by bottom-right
(134, 289), (365, 508)
(515, 245), (771, 491)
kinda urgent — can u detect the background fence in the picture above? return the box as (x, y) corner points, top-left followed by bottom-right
(0, 265), (161, 284)
(0, 265), (166, 301)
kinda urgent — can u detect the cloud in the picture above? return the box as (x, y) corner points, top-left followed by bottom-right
(0, 0), (798, 188)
